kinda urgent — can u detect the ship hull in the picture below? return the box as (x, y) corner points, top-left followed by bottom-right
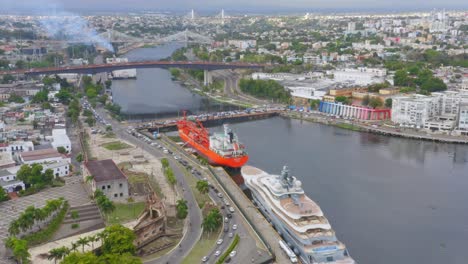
(179, 129), (248, 168)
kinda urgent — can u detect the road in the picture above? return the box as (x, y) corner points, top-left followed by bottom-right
(89, 100), (270, 263)
(161, 136), (271, 264)
(212, 70), (274, 107)
(85, 101), (203, 264)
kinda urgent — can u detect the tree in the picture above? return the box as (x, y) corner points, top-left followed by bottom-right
(85, 175), (94, 183)
(5, 237), (30, 264)
(8, 94), (25, 103)
(62, 252), (99, 264)
(48, 246), (70, 264)
(420, 77), (447, 92)
(394, 69), (410, 87)
(369, 97), (383, 109)
(196, 180), (209, 194)
(87, 235), (98, 251)
(32, 89), (49, 103)
(100, 225), (136, 255)
(309, 99), (320, 110)
(0, 187), (9, 202)
(385, 98), (392, 108)
(202, 208), (222, 234)
(77, 237), (90, 253)
(335, 96), (349, 105)
(176, 199), (188, 219)
(57, 146), (67, 154)
(55, 89), (72, 104)
(70, 242), (79, 253)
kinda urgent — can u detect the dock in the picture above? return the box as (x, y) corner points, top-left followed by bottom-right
(138, 110), (282, 132)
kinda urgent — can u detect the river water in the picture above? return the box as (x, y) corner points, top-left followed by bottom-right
(111, 44), (239, 119)
(112, 46), (468, 264)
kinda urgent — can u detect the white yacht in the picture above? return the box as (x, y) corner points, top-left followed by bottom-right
(242, 165), (355, 264)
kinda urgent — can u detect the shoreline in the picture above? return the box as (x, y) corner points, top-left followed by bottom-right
(284, 111), (468, 145)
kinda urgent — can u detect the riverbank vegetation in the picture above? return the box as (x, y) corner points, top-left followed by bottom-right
(239, 78), (291, 103)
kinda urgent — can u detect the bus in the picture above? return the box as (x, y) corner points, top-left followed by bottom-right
(279, 240), (298, 263)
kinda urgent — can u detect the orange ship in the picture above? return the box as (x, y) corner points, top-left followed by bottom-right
(177, 115), (249, 168)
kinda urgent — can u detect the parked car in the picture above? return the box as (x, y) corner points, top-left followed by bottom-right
(232, 224), (237, 230)
(228, 232), (234, 238)
(224, 226), (229, 232)
(217, 193), (223, 198)
(224, 217), (229, 223)
(215, 250), (221, 257)
(202, 256), (209, 262)
(229, 207), (235, 213)
(229, 251), (237, 257)
(217, 239), (223, 245)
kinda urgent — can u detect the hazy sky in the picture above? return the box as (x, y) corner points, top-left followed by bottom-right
(1, 0), (466, 13)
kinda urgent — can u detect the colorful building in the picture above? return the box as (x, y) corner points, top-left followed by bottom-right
(319, 101), (391, 120)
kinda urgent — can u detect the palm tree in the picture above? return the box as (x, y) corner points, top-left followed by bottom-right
(196, 180), (209, 194)
(34, 208), (47, 230)
(176, 199), (188, 219)
(70, 242), (79, 253)
(202, 208), (222, 234)
(87, 235), (98, 251)
(48, 247), (69, 264)
(76, 237), (89, 253)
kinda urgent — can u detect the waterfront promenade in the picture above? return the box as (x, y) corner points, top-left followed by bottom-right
(285, 111), (468, 144)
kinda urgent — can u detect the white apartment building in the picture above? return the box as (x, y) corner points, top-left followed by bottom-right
(392, 92), (468, 130)
(456, 103), (468, 135)
(51, 129), (71, 153)
(391, 95), (436, 127)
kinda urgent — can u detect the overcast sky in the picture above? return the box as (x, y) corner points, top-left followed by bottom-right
(1, 0), (466, 13)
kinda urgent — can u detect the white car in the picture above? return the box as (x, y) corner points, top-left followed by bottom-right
(217, 193), (223, 198)
(229, 251), (237, 257)
(229, 207), (235, 213)
(202, 256), (209, 262)
(217, 239), (223, 245)
(215, 250), (221, 256)
(232, 224), (237, 230)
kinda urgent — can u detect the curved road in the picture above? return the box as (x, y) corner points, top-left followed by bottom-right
(88, 101), (203, 264)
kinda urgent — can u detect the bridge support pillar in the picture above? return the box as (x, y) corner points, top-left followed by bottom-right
(204, 70), (212, 86)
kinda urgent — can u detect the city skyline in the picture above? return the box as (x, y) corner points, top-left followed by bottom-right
(1, 0), (467, 14)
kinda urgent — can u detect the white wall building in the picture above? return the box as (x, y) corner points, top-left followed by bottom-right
(328, 67), (387, 86)
(392, 92), (468, 130)
(287, 87), (326, 100)
(0, 169), (24, 193)
(43, 161), (70, 178)
(51, 129), (71, 153)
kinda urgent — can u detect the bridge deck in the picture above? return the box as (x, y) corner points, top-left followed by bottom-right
(0, 61), (265, 76)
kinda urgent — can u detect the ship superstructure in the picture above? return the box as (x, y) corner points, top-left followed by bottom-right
(242, 165), (355, 264)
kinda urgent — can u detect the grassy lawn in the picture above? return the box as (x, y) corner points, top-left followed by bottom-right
(181, 230), (220, 264)
(102, 141), (131, 150)
(335, 123), (362, 131)
(106, 202), (145, 224)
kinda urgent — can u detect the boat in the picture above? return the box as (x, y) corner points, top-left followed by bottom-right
(177, 114), (248, 168)
(242, 165), (355, 264)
